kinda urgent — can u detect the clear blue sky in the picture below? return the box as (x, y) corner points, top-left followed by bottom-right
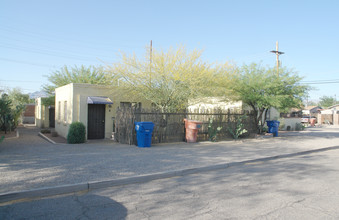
(1, 0), (338, 102)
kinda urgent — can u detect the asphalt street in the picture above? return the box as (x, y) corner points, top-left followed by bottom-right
(2, 148), (339, 219)
(2, 126), (339, 194)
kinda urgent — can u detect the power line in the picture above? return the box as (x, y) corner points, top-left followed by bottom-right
(300, 81), (339, 85)
(0, 79), (43, 83)
(0, 44), (102, 62)
(0, 57), (55, 68)
(0, 25), (144, 50)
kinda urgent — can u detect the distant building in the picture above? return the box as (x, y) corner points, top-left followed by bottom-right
(302, 106), (322, 116)
(22, 104), (35, 124)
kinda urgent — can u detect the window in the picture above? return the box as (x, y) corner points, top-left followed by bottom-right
(64, 101), (67, 123)
(58, 101), (61, 121)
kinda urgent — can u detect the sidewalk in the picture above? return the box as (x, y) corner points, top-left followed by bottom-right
(1, 126), (339, 203)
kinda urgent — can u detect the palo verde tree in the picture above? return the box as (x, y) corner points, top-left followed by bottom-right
(43, 65), (111, 94)
(106, 46), (233, 111)
(230, 63), (309, 133)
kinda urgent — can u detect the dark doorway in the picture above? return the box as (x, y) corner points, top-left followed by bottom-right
(49, 107), (55, 128)
(88, 104), (105, 139)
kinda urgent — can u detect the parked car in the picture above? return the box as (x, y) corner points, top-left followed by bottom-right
(301, 116), (317, 123)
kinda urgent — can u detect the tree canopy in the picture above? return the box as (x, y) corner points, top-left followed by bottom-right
(318, 95), (338, 108)
(106, 46), (234, 111)
(230, 63), (309, 133)
(43, 65), (111, 94)
(0, 89), (30, 133)
(7, 88), (30, 108)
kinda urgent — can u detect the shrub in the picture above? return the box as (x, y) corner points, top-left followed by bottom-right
(67, 122), (86, 144)
(228, 115), (248, 139)
(295, 122), (305, 131)
(278, 118), (285, 131)
(208, 118), (222, 142)
(40, 129), (51, 134)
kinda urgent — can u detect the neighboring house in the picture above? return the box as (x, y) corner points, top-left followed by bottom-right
(55, 83), (152, 140)
(188, 97), (280, 121)
(188, 97), (243, 112)
(302, 106), (322, 116)
(22, 104), (35, 124)
(279, 108), (303, 131)
(318, 104), (339, 125)
(35, 97), (55, 128)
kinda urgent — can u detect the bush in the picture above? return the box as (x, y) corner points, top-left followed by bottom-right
(228, 115), (248, 139)
(67, 122), (86, 144)
(295, 122), (305, 131)
(40, 129), (51, 134)
(208, 118), (222, 142)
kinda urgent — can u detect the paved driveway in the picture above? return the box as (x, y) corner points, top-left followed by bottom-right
(1, 126), (339, 194)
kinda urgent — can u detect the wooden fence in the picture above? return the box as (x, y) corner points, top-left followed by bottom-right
(115, 107), (256, 145)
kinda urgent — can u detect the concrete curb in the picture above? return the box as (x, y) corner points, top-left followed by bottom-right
(3, 130), (19, 140)
(38, 132), (87, 145)
(1, 145), (339, 205)
(38, 132), (56, 144)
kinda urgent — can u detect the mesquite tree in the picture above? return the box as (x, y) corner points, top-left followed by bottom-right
(230, 63), (309, 133)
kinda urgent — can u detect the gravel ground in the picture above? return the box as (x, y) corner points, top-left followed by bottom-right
(1, 125), (339, 194)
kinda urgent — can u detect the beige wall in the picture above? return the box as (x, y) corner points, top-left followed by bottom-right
(279, 118), (301, 131)
(35, 97), (49, 128)
(55, 83), (152, 140)
(55, 84), (73, 138)
(188, 97), (243, 112)
(267, 108), (280, 121)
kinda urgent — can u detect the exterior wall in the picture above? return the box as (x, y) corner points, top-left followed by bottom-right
(188, 98), (243, 112)
(23, 104), (35, 124)
(319, 108), (339, 125)
(266, 108), (280, 121)
(55, 83), (152, 140)
(35, 98), (49, 128)
(279, 118), (301, 131)
(334, 113), (339, 125)
(55, 84), (74, 138)
(317, 113), (322, 124)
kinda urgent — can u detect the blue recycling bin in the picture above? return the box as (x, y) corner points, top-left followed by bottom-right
(135, 122), (154, 147)
(266, 120), (280, 137)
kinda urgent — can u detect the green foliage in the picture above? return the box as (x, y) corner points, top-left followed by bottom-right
(318, 95), (338, 108)
(208, 118), (222, 142)
(278, 118), (285, 131)
(67, 122), (86, 144)
(228, 115), (248, 139)
(3, 88), (31, 128)
(0, 94), (14, 133)
(41, 96), (55, 106)
(7, 88), (30, 107)
(229, 63), (309, 134)
(295, 122), (305, 131)
(44, 65), (111, 94)
(40, 129), (51, 134)
(106, 46), (234, 112)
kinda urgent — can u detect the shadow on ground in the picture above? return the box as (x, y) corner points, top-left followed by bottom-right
(0, 194), (127, 220)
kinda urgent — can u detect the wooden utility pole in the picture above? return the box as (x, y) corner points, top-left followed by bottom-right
(270, 41), (284, 76)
